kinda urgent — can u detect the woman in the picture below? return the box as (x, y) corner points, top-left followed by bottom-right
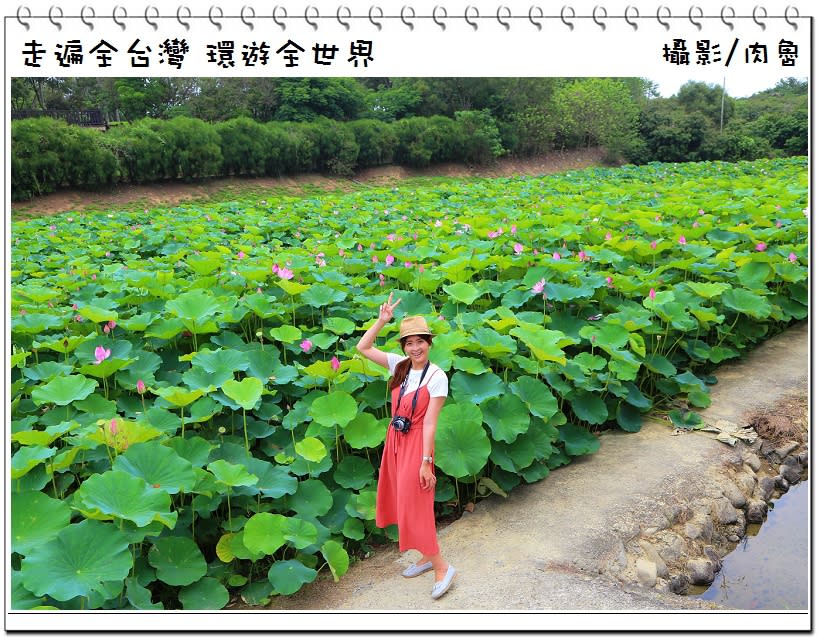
(355, 292), (456, 600)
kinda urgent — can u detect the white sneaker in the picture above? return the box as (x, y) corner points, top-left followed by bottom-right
(401, 561), (433, 578)
(431, 565), (456, 599)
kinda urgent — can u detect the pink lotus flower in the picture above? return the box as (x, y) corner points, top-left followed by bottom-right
(650, 240), (658, 250)
(357, 243), (363, 251)
(237, 251), (245, 259)
(91, 274), (96, 280)
(577, 251), (587, 261)
(755, 242), (767, 252)
(105, 251), (111, 257)
(698, 209), (705, 215)
(339, 248), (345, 256)
(385, 255), (395, 266)
(49, 224), (56, 231)
(272, 264), (279, 274)
(413, 233), (418, 240)
(404, 261), (412, 268)
(74, 315), (83, 323)
(109, 419), (118, 435)
(692, 221), (699, 228)
(532, 278), (546, 294)
(108, 320), (116, 330)
(678, 235), (687, 245)
(649, 288), (656, 300)
(488, 231), (499, 239)
(605, 232), (612, 241)
(606, 276), (613, 286)
(435, 220), (442, 228)
(72, 303), (78, 310)
(331, 356), (340, 371)
(533, 249), (539, 255)
(300, 339), (313, 353)
(94, 346), (111, 364)
(776, 220), (782, 228)
(136, 379), (146, 394)
(103, 324), (111, 334)
(788, 252), (798, 263)
(438, 314), (445, 321)
(552, 252), (561, 260)
(278, 268), (294, 280)
(419, 265), (425, 273)
(514, 243), (524, 255)
(511, 225), (517, 235)
(257, 287), (263, 294)
(387, 233), (396, 241)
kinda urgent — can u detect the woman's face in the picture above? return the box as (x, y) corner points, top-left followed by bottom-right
(402, 335), (430, 367)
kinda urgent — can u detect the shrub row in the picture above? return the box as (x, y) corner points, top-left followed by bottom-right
(11, 112), (506, 200)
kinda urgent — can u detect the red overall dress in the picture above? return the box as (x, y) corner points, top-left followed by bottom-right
(375, 372), (440, 556)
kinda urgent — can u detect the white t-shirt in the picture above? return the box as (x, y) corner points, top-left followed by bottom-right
(386, 352), (449, 398)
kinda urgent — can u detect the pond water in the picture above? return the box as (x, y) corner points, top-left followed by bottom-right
(691, 479), (809, 610)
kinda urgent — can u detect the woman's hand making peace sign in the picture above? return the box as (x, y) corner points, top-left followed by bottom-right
(379, 292), (402, 323)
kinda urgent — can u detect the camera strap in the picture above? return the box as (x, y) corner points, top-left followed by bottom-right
(395, 360), (431, 423)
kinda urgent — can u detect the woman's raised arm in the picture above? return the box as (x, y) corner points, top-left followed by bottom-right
(355, 292), (401, 369)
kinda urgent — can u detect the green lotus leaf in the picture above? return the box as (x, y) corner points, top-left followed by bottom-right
(342, 518), (365, 540)
(12, 313), (65, 335)
(87, 418), (164, 452)
(78, 305), (118, 324)
(481, 394), (530, 444)
(117, 312), (156, 332)
(450, 371), (504, 405)
(321, 539), (350, 582)
(442, 282), (481, 305)
(278, 279), (310, 296)
(242, 458), (298, 498)
(21, 520), (132, 602)
(345, 490), (377, 520)
(558, 423), (601, 456)
(192, 348), (250, 375)
(451, 356), (490, 375)
(435, 402), (490, 478)
(148, 536), (207, 586)
(323, 316), (356, 335)
(22, 361), (73, 382)
(391, 290), (434, 316)
(343, 412), (385, 449)
(31, 374), (98, 406)
(144, 318), (185, 339)
(12, 491), (72, 556)
(333, 455), (375, 490)
(124, 577), (164, 610)
(572, 353), (607, 371)
(542, 281), (596, 302)
(628, 333), (646, 358)
(267, 559), (317, 596)
(579, 323), (630, 351)
(568, 390), (609, 425)
(178, 577), (229, 610)
(510, 325), (573, 365)
(152, 385), (207, 408)
(685, 281), (731, 299)
(270, 325), (302, 343)
(243, 512), (288, 555)
(112, 441), (196, 494)
(287, 479), (333, 518)
(207, 460), (258, 487)
(284, 518), (319, 550)
(721, 288), (772, 319)
(642, 353), (677, 377)
(11, 446), (56, 479)
(508, 375), (560, 420)
(668, 409), (705, 430)
(468, 327), (517, 357)
(16, 284), (61, 303)
(737, 261), (772, 290)
(616, 403), (643, 432)
(302, 360), (336, 379)
(302, 283), (347, 308)
(165, 290), (223, 320)
(78, 357), (136, 379)
(294, 437), (328, 463)
(673, 370), (707, 392)
(623, 382), (652, 409)
(74, 470), (177, 529)
(222, 377), (264, 410)
(309, 391), (358, 428)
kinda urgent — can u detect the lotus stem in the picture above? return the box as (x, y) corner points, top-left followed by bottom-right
(226, 488), (232, 531)
(242, 408), (249, 456)
(180, 406), (185, 437)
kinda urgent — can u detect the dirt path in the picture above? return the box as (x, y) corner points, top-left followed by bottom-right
(250, 322), (808, 624)
(11, 148), (607, 218)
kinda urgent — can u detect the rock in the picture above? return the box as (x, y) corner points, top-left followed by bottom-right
(797, 450), (808, 467)
(774, 441), (800, 461)
(727, 534), (740, 542)
(654, 577), (671, 593)
(735, 472), (757, 496)
(712, 497), (738, 524)
(639, 540), (669, 578)
(665, 504), (692, 526)
(636, 558), (657, 588)
(722, 482), (747, 508)
(780, 463), (803, 485)
(687, 559), (715, 586)
(669, 573), (690, 595)
(760, 440), (776, 458)
(775, 475), (790, 493)
(656, 532), (685, 564)
(754, 476), (775, 502)
(683, 517), (713, 543)
(743, 452), (762, 472)
(703, 546), (723, 572)
(746, 499), (768, 523)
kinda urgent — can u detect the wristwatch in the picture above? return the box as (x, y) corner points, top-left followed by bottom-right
(422, 456), (433, 464)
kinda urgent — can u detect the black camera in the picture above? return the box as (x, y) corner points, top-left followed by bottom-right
(391, 415), (412, 433)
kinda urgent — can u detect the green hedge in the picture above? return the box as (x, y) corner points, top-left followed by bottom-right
(11, 111), (507, 200)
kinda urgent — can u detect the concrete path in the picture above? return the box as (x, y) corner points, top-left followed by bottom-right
(263, 322), (808, 619)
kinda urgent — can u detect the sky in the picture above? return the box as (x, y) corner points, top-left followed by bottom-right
(652, 75), (808, 99)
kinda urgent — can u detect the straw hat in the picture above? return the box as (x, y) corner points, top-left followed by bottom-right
(399, 316), (433, 339)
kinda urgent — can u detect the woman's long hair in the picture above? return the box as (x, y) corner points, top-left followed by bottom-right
(388, 335), (433, 390)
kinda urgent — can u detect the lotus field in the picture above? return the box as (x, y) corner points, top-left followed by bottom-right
(10, 157), (808, 609)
